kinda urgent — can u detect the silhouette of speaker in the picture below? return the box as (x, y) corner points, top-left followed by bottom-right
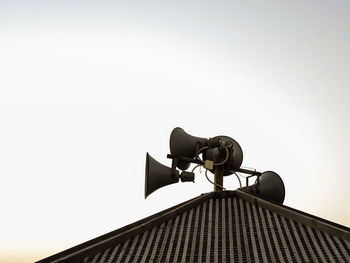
(170, 127), (209, 170)
(243, 171), (285, 204)
(145, 153), (179, 198)
(203, 135), (243, 175)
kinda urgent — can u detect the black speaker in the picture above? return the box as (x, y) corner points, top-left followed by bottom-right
(145, 153), (180, 198)
(169, 127), (209, 170)
(203, 135), (243, 175)
(243, 171), (285, 204)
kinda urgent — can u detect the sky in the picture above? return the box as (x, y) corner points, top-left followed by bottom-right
(0, 1), (349, 262)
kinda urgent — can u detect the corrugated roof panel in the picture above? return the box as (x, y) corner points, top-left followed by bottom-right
(77, 196), (349, 263)
(37, 191), (350, 263)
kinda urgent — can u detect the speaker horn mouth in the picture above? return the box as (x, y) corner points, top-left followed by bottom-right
(145, 153), (180, 198)
(243, 171), (285, 204)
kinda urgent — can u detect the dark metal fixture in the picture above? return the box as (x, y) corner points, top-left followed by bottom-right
(145, 127), (285, 204)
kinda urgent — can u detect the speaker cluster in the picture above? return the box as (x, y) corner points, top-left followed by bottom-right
(145, 127), (285, 204)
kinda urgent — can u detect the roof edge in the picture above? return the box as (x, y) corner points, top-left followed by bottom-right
(36, 192), (220, 263)
(236, 190), (350, 241)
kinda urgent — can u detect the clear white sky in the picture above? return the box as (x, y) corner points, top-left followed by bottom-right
(0, 1), (349, 262)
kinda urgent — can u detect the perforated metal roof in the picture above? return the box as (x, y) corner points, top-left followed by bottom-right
(37, 191), (350, 263)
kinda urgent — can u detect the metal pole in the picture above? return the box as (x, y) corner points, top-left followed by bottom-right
(214, 165), (224, 191)
(213, 149), (224, 191)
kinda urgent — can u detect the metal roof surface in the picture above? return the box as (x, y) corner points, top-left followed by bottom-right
(37, 191), (350, 263)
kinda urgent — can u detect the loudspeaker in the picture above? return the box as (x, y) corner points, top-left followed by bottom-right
(243, 171), (285, 204)
(170, 127), (209, 170)
(203, 135), (243, 175)
(145, 153), (179, 198)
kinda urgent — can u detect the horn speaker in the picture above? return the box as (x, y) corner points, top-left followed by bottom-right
(203, 135), (243, 175)
(145, 153), (179, 198)
(244, 171), (285, 204)
(169, 127), (208, 170)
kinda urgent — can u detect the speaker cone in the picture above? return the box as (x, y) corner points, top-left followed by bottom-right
(242, 171), (285, 204)
(145, 153), (179, 198)
(169, 127), (208, 170)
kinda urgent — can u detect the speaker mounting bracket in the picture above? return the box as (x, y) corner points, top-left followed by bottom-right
(167, 154), (203, 165)
(171, 158), (178, 178)
(244, 174), (261, 188)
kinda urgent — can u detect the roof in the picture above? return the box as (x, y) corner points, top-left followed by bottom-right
(37, 190), (350, 263)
